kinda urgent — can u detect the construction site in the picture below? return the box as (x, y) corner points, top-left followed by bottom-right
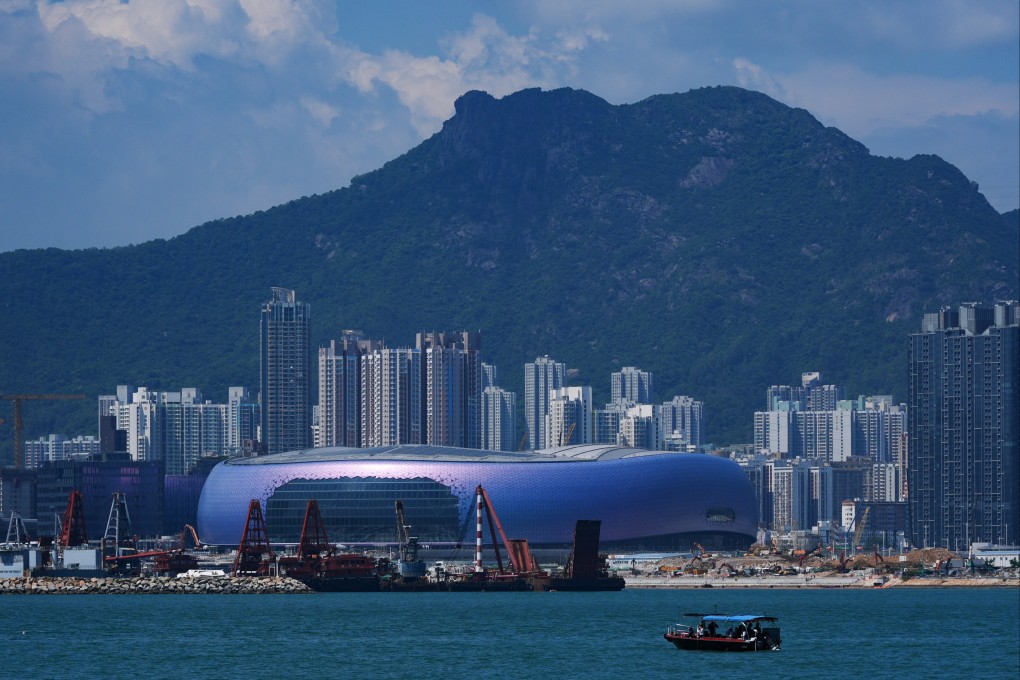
(2, 482), (629, 593)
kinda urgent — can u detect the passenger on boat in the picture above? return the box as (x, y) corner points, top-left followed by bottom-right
(753, 622), (762, 639)
(696, 624), (704, 637)
(707, 620), (718, 637)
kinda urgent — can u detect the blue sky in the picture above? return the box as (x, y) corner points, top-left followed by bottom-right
(1, 0), (1017, 252)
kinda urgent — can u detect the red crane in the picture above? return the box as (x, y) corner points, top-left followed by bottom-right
(59, 490), (88, 548)
(473, 485), (540, 576)
(233, 499), (274, 576)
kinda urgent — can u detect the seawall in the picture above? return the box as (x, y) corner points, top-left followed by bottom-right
(0, 575), (312, 595)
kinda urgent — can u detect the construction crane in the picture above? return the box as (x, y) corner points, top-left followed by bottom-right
(853, 506), (871, 548)
(560, 421), (577, 446)
(233, 499), (275, 576)
(0, 393), (86, 468)
(394, 500), (426, 579)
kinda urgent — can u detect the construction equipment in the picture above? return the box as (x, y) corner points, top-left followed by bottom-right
(0, 393), (86, 468)
(102, 492), (138, 572)
(549, 519), (625, 590)
(181, 524), (204, 550)
(233, 499), (274, 576)
(279, 499), (379, 591)
(853, 506), (871, 547)
(560, 421), (577, 446)
(394, 500), (426, 579)
(473, 484), (538, 575)
(4, 512), (28, 545)
(102, 493), (134, 554)
(58, 490), (88, 548)
(799, 544), (823, 567)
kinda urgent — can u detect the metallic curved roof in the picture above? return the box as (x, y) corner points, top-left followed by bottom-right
(199, 443), (759, 547)
(224, 443), (661, 466)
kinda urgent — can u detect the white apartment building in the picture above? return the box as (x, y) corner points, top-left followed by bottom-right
(523, 356), (566, 451)
(545, 386), (592, 448)
(482, 386), (516, 452)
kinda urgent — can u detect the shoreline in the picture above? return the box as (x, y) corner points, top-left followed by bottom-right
(624, 574), (1019, 589)
(0, 575), (312, 595)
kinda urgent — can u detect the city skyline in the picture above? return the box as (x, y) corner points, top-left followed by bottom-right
(6, 301), (1018, 553)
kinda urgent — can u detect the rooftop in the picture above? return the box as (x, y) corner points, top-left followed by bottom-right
(225, 443), (667, 466)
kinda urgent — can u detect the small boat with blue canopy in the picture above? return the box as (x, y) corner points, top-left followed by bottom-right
(664, 613), (781, 651)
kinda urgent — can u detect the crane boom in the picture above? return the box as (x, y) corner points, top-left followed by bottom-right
(853, 506), (871, 546)
(0, 393), (86, 468)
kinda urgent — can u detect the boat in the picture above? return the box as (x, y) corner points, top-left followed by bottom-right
(282, 552), (382, 592)
(664, 613), (781, 652)
(277, 501), (382, 592)
(547, 520), (626, 591)
(176, 569), (227, 579)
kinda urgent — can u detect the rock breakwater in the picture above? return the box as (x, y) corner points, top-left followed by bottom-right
(0, 575), (312, 595)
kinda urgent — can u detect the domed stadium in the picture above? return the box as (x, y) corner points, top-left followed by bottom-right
(197, 444), (758, 552)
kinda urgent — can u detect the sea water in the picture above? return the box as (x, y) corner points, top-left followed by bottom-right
(2, 588), (1017, 679)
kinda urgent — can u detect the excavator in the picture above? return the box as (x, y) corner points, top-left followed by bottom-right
(180, 524), (205, 550)
(798, 544), (824, 567)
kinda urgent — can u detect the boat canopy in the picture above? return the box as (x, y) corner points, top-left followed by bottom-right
(683, 613), (777, 623)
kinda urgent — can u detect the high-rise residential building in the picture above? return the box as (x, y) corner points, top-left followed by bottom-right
(523, 356), (566, 451)
(754, 407), (796, 456)
(481, 363), (498, 391)
(611, 366), (652, 405)
(659, 395), (705, 449)
(482, 386), (516, 452)
(109, 386), (236, 474)
(545, 386), (592, 448)
(417, 331), (482, 449)
(618, 404), (659, 450)
(755, 382), (904, 470)
(259, 287), (311, 455)
(762, 458), (834, 534)
(806, 384), (846, 411)
(24, 434), (100, 468)
(908, 301), (1019, 550)
(227, 387), (259, 455)
(361, 347), (422, 447)
(593, 404), (625, 445)
(317, 331), (381, 448)
(766, 384), (805, 410)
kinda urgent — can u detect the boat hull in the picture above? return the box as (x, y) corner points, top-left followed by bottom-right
(664, 633), (778, 652)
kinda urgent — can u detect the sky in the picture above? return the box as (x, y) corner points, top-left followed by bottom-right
(1, 0), (1017, 252)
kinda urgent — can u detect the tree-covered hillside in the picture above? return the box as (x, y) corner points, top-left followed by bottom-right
(1, 86), (1016, 462)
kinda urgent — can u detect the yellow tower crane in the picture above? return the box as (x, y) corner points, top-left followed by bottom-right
(0, 394), (86, 468)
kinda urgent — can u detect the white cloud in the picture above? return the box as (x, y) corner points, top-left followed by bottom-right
(342, 14), (587, 136)
(300, 95), (340, 128)
(732, 57), (786, 101)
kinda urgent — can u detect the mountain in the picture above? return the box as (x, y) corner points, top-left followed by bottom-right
(1, 86), (1016, 461)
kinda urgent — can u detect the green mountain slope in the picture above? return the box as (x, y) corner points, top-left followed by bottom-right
(1, 86), (1016, 460)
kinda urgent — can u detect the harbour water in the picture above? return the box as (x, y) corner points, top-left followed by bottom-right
(2, 587), (1017, 679)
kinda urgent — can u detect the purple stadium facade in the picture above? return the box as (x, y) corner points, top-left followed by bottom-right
(197, 444), (758, 552)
